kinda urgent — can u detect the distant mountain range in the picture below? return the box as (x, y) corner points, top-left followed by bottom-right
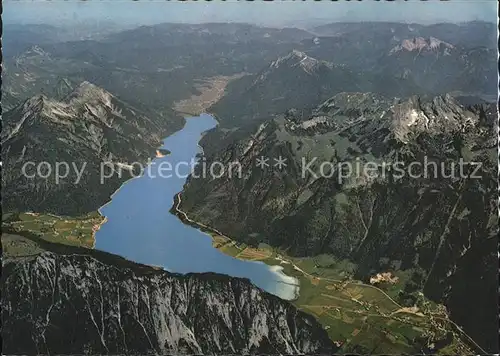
(5, 21), (495, 123)
(211, 22), (496, 126)
(2, 23), (314, 117)
(311, 21), (497, 49)
(210, 49), (431, 126)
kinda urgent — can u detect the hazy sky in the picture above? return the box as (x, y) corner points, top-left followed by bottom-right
(4, 0), (498, 28)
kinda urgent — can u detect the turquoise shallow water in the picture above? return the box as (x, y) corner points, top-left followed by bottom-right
(95, 114), (299, 300)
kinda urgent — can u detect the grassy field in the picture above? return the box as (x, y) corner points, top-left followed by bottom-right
(173, 74), (247, 116)
(2, 212), (105, 256)
(208, 232), (475, 354)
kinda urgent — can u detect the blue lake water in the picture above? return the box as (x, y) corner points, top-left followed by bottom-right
(95, 114), (299, 300)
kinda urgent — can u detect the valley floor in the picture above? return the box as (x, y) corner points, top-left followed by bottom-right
(173, 73), (248, 116)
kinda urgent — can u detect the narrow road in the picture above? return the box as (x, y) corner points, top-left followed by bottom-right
(174, 193), (232, 240)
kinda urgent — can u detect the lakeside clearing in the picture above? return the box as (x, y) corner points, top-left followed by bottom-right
(2, 211), (104, 255)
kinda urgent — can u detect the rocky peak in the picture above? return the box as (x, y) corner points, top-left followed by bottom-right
(285, 92), (479, 142)
(4, 81), (120, 141)
(2, 251), (337, 355)
(1, 95), (48, 143)
(67, 81), (114, 107)
(283, 92), (390, 135)
(286, 49), (309, 60)
(390, 36), (455, 54)
(18, 82), (114, 121)
(390, 94), (476, 142)
(253, 50), (329, 86)
(23, 94), (48, 113)
(30, 45), (50, 56)
(269, 50), (326, 74)
(18, 94), (73, 123)
(13, 45), (51, 66)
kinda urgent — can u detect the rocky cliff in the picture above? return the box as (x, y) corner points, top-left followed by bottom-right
(2, 251), (336, 355)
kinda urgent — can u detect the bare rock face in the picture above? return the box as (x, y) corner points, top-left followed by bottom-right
(390, 94), (478, 143)
(390, 37), (455, 54)
(266, 50), (329, 76)
(2, 252), (336, 355)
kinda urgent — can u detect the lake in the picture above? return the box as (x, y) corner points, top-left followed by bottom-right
(95, 113), (299, 300)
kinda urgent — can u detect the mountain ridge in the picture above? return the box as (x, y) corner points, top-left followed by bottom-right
(389, 36), (455, 54)
(1, 81), (168, 215)
(2, 250), (337, 355)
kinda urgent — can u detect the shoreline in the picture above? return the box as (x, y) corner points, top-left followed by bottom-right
(96, 113), (213, 218)
(96, 117), (196, 221)
(171, 191), (301, 300)
(91, 216), (108, 249)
